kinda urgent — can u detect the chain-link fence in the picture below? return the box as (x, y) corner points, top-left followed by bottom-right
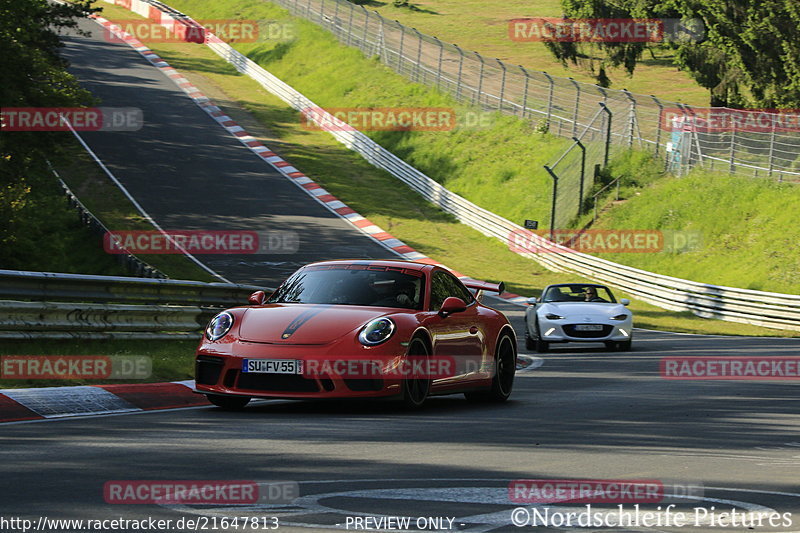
(269, 0), (800, 183)
(544, 105), (612, 229)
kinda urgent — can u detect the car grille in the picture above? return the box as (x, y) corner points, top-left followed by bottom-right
(563, 324), (614, 338)
(236, 372), (320, 393)
(195, 355), (224, 385)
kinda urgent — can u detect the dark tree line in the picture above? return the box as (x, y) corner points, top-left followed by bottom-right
(544, 0), (800, 108)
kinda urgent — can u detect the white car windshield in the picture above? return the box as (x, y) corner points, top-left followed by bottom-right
(542, 284), (616, 303)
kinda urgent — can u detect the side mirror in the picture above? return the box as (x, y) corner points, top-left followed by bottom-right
(527, 296), (539, 305)
(620, 298), (630, 306)
(248, 290), (266, 305)
(439, 296), (467, 317)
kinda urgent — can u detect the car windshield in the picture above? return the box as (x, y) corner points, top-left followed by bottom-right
(542, 284), (616, 303)
(267, 265), (424, 309)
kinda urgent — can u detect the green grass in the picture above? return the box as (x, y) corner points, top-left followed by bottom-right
(93, 3), (800, 339)
(330, 0), (709, 104)
(588, 165), (800, 293)
(0, 339), (198, 389)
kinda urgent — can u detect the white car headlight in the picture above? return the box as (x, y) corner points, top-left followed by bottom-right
(544, 313), (564, 320)
(206, 312), (234, 341)
(612, 313), (630, 321)
(358, 317), (395, 346)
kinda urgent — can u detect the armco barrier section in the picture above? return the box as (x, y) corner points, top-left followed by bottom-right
(0, 270), (265, 339)
(101, 0), (800, 332)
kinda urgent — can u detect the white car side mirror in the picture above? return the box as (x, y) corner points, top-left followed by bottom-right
(620, 298), (630, 306)
(527, 296), (538, 305)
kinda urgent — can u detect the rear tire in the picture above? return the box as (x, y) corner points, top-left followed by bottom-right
(464, 333), (516, 403)
(401, 337), (431, 409)
(206, 395), (250, 410)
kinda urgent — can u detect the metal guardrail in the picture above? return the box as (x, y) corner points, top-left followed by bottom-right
(193, 25), (800, 331)
(0, 270), (266, 339)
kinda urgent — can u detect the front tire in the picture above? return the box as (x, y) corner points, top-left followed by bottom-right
(206, 394), (250, 410)
(465, 333), (516, 403)
(401, 337), (431, 408)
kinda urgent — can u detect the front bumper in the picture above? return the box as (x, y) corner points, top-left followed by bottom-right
(195, 344), (406, 400)
(539, 322), (633, 343)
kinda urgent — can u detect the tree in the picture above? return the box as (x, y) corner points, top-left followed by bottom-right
(0, 0), (100, 258)
(544, 0), (800, 108)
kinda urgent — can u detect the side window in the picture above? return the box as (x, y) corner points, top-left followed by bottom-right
(429, 271), (475, 311)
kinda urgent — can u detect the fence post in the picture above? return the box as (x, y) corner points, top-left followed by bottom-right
(376, 13), (385, 59)
(320, 0), (325, 20)
(622, 88), (636, 148)
(413, 28), (423, 82)
(396, 20), (405, 71)
(651, 94), (664, 157)
(332, 0), (339, 39)
(475, 52), (485, 107)
(574, 137), (586, 215)
(768, 118), (777, 179)
(454, 44), (465, 100)
(434, 37), (444, 90)
(544, 165), (559, 239)
(543, 71), (554, 129)
(569, 77), (580, 137)
(599, 103), (612, 167)
(360, 7), (370, 54)
(596, 86), (608, 143)
(497, 58), (506, 111)
(345, 1), (354, 45)
(306, 0), (312, 18)
(729, 118), (737, 174)
(519, 65), (529, 119)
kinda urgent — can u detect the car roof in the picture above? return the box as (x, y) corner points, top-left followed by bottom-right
(304, 259), (430, 272)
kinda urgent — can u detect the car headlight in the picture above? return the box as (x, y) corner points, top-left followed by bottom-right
(206, 312), (234, 341)
(544, 313), (564, 320)
(612, 313), (630, 321)
(358, 317), (395, 346)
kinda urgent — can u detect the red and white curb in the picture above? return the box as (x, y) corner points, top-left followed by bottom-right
(0, 380), (208, 423)
(91, 14), (527, 307)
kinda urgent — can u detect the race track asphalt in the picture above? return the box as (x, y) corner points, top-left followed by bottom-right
(59, 18), (395, 287)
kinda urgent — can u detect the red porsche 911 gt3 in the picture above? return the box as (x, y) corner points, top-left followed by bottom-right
(195, 259), (516, 409)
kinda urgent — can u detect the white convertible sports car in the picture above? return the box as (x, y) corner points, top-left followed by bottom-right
(524, 283), (633, 352)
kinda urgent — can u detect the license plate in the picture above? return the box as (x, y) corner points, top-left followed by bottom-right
(242, 359), (303, 374)
(575, 324), (604, 331)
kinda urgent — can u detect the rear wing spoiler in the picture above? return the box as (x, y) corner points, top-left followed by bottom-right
(462, 279), (505, 294)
